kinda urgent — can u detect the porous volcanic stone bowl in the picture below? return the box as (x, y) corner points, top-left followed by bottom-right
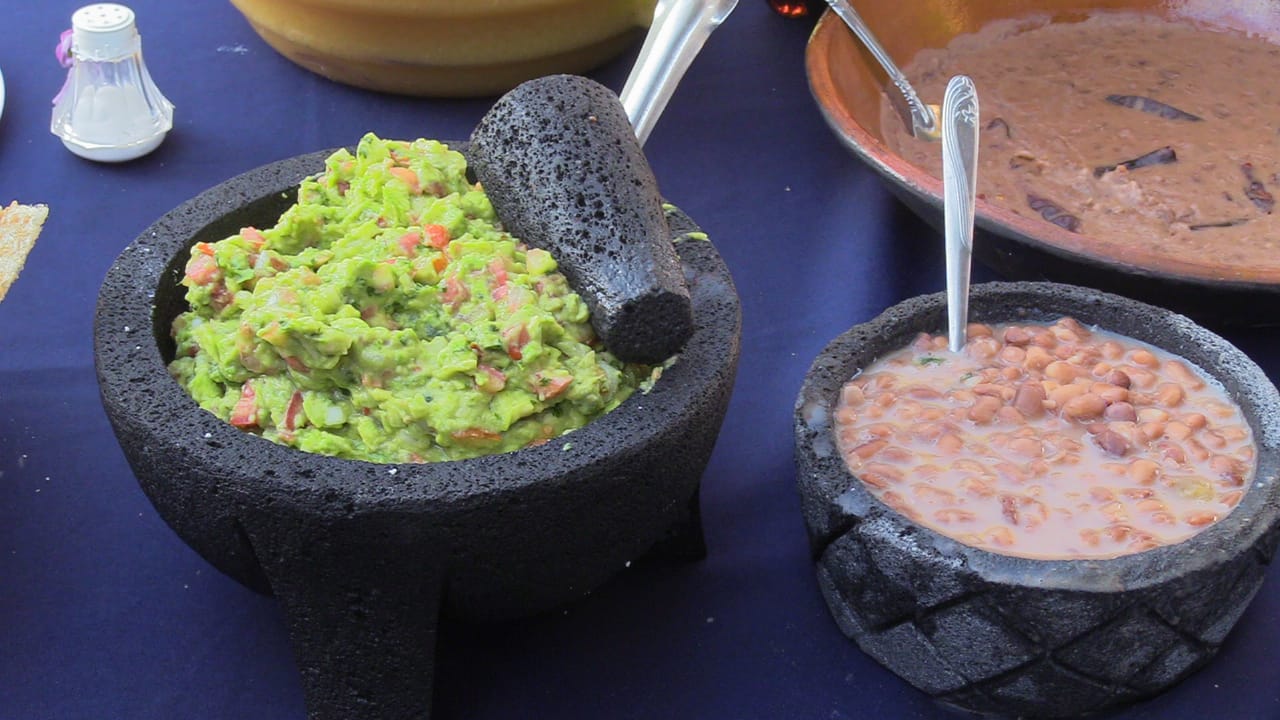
(94, 147), (740, 720)
(794, 281), (1280, 718)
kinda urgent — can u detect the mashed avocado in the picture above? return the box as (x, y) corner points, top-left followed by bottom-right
(169, 133), (652, 463)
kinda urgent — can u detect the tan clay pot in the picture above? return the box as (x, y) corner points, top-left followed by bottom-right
(230, 0), (657, 96)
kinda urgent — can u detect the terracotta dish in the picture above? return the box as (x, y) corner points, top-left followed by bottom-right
(806, 0), (1280, 322)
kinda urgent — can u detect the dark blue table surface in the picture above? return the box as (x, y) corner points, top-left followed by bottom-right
(2, 2), (1279, 719)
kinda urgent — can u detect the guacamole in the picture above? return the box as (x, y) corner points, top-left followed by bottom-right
(169, 133), (653, 463)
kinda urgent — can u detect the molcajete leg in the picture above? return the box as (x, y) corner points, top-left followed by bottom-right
(241, 515), (446, 720)
(647, 485), (707, 561)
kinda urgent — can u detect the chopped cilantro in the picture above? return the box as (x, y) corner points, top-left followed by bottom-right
(677, 231), (709, 243)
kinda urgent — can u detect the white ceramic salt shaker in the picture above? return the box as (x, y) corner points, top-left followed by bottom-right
(50, 4), (173, 162)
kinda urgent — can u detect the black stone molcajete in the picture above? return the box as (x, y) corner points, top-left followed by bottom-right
(794, 282), (1280, 718)
(94, 148), (741, 720)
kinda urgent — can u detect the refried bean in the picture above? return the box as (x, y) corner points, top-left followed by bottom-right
(881, 12), (1280, 272)
(833, 318), (1255, 559)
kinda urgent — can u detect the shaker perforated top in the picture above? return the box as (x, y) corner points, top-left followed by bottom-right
(71, 4), (139, 61)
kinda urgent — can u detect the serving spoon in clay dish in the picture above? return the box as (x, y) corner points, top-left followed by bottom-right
(823, 0), (940, 140)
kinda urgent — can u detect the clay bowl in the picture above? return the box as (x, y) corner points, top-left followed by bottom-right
(228, 0), (657, 97)
(93, 147), (741, 720)
(794, 281), (1280, 718)
(805, 0), (1280, 323)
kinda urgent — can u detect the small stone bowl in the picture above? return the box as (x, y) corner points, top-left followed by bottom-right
(94, 148), (741, 720)
(794, 281), (1280, 718)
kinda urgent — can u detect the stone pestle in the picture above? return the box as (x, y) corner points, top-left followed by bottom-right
(469, 74), (694, 364)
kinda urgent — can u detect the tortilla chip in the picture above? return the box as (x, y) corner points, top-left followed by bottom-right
(0, 201), (48, 302)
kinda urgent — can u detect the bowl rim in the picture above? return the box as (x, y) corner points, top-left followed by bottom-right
(795, 280), (1280, 593)
(94, 143), (740, 515)
(804, 7), (1280, 291)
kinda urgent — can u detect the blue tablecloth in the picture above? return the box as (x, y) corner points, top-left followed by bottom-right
(2, 2), (1278, 718)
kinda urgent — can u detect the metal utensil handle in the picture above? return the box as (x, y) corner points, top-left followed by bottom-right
(823, 0), (938, 139)
(942, 75), (979, 353)
(620, 0), (740, 146)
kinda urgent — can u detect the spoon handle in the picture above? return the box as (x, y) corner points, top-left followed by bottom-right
(823, 0), (938, 139)
(942, 75), (979, 353)
(620, 0), (740, 146)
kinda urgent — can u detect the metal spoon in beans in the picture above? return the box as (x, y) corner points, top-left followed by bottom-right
(942, 76), (979, 352)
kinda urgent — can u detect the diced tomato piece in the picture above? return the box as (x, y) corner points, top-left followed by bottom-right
(492, 284), (508, 302)
(431, 255), (448, 273)
(388, 166), (421, 194)
(488, 257), (508, 286)
(531, 372), (572, 401)
(423, 224), (450, 249)
(451, 427), (502, 443)
(229, 384), (258, 428)
(502, 323), (529, 361)
(283, 391), (304, 431)
(442, 275), (469, 308)
(195, 242), (215, 256)
(398, 231), (421, 256)
(185, 254), (221, 285)
(241, 227), (266, 249)
(476, 364), (507, 393)
(285, 356), (308, 373)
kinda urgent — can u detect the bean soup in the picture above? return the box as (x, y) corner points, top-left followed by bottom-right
(881, 12), (1280, 273)
(834, 318), (1254, 559)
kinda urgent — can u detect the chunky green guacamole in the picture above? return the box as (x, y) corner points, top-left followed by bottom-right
(169, 133), (653, 463)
